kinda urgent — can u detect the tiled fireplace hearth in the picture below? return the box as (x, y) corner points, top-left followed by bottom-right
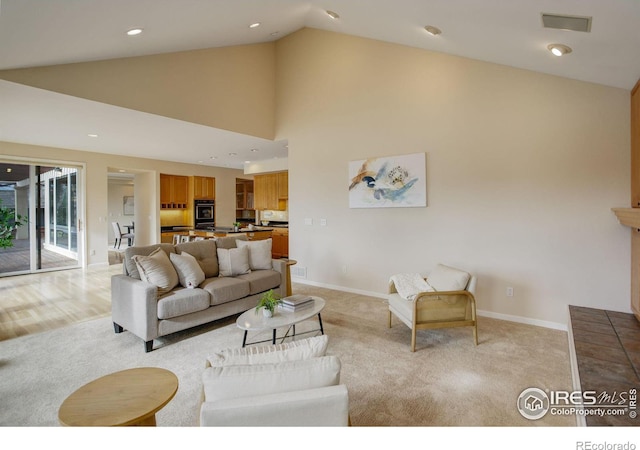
(568, 305), (640, 426)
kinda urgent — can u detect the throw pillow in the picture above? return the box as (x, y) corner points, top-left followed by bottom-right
(236, 238), (272, 270)
(216, 246), (251, 277)
(427, 264), (471, 291)
(170, 251), (206, 288)
(202, 355), (341, 403)
(132, 247), (179, 296)
(207, 335), (329, 367)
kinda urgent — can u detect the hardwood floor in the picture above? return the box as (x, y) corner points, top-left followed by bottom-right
(569, 305), (640, 426)
(0, 264), (121, 341)
(0, 238), (78, 274)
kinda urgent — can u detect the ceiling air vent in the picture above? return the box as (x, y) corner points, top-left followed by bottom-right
(541, 13), (592, 32)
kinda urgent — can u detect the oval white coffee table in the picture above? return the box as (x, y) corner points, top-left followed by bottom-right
(236, 296), (325, 347)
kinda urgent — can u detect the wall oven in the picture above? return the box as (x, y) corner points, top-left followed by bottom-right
(194, 200), (215, 228)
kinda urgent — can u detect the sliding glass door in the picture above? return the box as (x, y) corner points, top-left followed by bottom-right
(0, 161), (82, 276)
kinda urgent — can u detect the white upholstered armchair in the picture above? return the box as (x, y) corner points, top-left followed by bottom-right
(199, 335), (350, 426)
(388, 264), (478, 352)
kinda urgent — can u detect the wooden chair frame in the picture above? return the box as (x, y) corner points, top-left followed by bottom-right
(388, 280), (478, 352)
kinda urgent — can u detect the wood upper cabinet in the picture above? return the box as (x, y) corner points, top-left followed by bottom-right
(254, 171), (288, 210)
(193, 176), (215, 200)
(160, 174), (188, 209)
(277, 172), (288, 199)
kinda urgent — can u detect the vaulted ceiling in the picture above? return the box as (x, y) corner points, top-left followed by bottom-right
(1, 0), (638, 168)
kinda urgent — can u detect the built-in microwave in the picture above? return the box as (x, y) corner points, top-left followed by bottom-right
(194, 200), (215, 226)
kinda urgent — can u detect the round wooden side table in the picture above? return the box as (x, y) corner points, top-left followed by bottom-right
(58, 367), (178, 426)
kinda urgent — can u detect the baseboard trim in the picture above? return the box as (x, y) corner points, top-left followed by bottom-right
(87, 262), (110, 269)
(292, 278), (567, 331)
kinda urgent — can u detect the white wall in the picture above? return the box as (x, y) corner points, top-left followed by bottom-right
(276, 28), (631, 327)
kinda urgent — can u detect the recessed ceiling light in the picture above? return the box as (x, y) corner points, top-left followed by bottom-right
(127, 28), (143, 36)
(244, 160), (251, 164)
(118, 169), (126, 173)
(270, 31), (280, 36)
(326, 10), (339, 20)
(249, 22), (261, 29)
(88, 133), (98, 138)
(547, 43), (572, 56)
(424, 25), (442, 36)
(210, 156), (217, 160)
(251, 148), (259, 152)
(228, 152), (237, 156)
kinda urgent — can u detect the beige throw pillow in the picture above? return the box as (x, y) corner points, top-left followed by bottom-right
(236, 238), (272, 270)
(216, 246), (251, 277)
(427, 264), (470, 291)
(170, 251), (206, 288)
(132, 247), (179, 296)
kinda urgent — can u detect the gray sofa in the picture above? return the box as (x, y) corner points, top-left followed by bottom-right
(111, 235), (287, 352)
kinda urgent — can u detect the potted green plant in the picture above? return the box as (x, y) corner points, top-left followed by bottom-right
(255, 289), (282, 318)
(233, 221), (241, 232)
(0, 198), (25, 249)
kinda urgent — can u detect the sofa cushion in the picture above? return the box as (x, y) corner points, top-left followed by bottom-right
(202, 355), (341, 403)
(131, 247), (179, 296)
(236, 239), (272, 270)
(175, 240), (219, 278)
(170, 251), (206, 288)
(217, 246), (251, 277)
(124, 243), (175, 280)
(157, 287), (211, 320)
(215, 234), (248, 249)
(206, 335), (329, 367)
(235, 270), (281, 295)
(200, 277), (251, 306)
(427, 264), (470, 291)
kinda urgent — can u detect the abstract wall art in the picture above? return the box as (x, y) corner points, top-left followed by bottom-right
(348, 152), (426, 208)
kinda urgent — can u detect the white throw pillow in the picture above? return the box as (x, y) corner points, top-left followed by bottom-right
(207, 335), (329, 367)
(132, 247), (179, 296)
(170, 251), (206, 288)
(236, 238), (272, 270)
(202, 355), (341, 403)
(427, 264), (471, 291)
(216, 246), (251, 277)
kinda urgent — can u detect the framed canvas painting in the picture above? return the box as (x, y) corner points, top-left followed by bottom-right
(348, 152), (426, 208)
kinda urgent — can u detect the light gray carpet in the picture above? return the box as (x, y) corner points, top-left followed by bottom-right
(0, 284), (574, 426)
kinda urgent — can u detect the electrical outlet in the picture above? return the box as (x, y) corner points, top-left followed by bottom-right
(506, 287), (514, 297)
(304, 218), (313, 226)
(320, 218), (327, 226)
(90, 249), (96, 256)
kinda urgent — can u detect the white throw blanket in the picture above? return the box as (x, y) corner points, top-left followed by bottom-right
(390, 273), (434, 301)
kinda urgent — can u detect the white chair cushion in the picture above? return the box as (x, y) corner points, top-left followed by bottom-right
(236, 238), (273, 270)
(206, 335), (328, 367)
(202, 355), (341, 403)
(427, 264), (470, 291)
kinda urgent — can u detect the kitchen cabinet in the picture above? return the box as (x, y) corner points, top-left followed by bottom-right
(193, 176), (215, 200)
(160, 174), (188, 209)
(236, 179), (255, 221)
(254, 171), (287, 210)
(277, 172), (288, 199)
(271, 228), (288, 259)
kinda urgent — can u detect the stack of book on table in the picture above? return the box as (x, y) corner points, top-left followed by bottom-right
(279, 294), (314, 312)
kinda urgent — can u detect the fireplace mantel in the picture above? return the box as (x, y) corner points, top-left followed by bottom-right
(612, 207), (640, 229)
